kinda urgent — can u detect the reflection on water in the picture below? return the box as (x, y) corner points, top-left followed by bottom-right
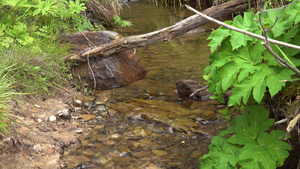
(117, 0), (212, 84)
(62, 1), (225, 169)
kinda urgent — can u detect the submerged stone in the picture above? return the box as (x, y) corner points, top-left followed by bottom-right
(152, 150), (168, 156)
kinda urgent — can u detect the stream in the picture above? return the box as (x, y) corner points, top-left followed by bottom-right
(62, 1), (227, 168)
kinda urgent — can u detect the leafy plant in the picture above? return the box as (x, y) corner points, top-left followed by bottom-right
(0, 0), (93, 49)
(203, 1), (300, 108)
(200, 105), (291, 169)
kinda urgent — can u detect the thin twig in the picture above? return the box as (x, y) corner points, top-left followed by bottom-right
(190, 86), (209, 97)
(87, 48), (97, 93)
(185, 5), (300, 50)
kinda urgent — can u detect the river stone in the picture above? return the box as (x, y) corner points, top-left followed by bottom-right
(133, 127), (147, 137)
(96, 105), (106, 111)
(202, 110), (217, 120)
(67, 31), (146, 90)
(132, 151), (151, 158)
(175, 79), (212, 100)
(152, 150), (168, 156)
(81, 114), (96, 121)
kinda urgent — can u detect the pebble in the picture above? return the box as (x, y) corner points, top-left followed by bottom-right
(73, 99), (82, 107)
(33, 144), (44, 153)
(37, 118), (43, 123)
(75, 129), (83, 134)
(34, 104), (41, 108)
(96, 105), (106, 111)
(49, 115), (56, 122)
(57, 109), (70, 118)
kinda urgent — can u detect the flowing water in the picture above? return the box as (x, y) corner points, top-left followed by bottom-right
(62, 1), (227, 168)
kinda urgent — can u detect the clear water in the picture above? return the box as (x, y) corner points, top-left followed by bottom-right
(62, 1), (226, 169)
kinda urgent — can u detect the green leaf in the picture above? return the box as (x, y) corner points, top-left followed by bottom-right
(199, 135), (240, 169)
(239, 142), (277, 169)
(267, 69), (293, 97)
(257, 131), (291, 167)
(207, 27), (231, 53)
(230, 13), (260, 50)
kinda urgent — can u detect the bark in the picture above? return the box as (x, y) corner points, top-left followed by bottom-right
(66, 0), (253, 62)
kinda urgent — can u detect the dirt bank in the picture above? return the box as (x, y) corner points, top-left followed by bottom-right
(0, 89), (85, 169)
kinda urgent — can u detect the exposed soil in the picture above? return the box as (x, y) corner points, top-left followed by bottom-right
(0, 88), (85, 169)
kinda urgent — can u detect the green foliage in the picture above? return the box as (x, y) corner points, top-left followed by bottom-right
(203, 1), (300, 107)
(112, 15), (132, 27)
(0, 58), (18, 134)
(199, 105), (291, 169)
(0, 0), (93, 50)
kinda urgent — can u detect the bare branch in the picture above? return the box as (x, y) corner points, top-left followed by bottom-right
(185, 5), (300, 50)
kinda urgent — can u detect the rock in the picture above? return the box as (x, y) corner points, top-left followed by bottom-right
(146, 163), (161, 169)
(37, 118), (43, 123)
(133, 128), (148, 137)
(75, 129), (83, 134)
(49, 115), (56, 122)
(67, 31), (147, 90)
(34, 104), (41, 108)
(96, 105), (106, 111)
(73, 99), (83, 107)
(152, 150), (168, 156)
(132, 151), (151, 158)
(81, 114), (96, 121)
(175, 79), (212, 100)
(33, 144), (44, 153)
(57, 109), (70, 119)
(202, 110), (218, 120)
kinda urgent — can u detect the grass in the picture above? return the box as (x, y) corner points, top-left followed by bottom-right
(0, 39), (73, 135)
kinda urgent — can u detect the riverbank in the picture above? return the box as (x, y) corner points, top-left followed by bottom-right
(0, 88), (83, 169)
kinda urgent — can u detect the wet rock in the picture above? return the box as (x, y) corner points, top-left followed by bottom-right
(175, 79), (212, 100)
(167, 161), (182, 168)
(152, 149), (168, 156)
(190, 150), (203, 158)
(146, 163), (161, 169)
(132, 151), (151, 158)
(119, 146), (131, 157)
(81, 114), (96, 121)
(133, 127), (148, 137)
(107, 109), (117, 116)
(68, 31), (147, 89)
(96, 105), (106, 111)
(98, 157), (109, 165)
(202, 110), (218, 120)
(190, 100), (219, 109)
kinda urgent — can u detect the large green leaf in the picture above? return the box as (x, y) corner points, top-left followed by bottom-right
(207, 27), (231, 53)
(239, 142), (277, 169)
(199, 135), (240, 169)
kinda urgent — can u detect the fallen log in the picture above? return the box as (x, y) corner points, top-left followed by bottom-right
(65, 0), (253, 62)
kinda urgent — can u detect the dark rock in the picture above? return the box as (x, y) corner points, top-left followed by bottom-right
(175, 79), (212, 100)
(67, 31), (147, 90)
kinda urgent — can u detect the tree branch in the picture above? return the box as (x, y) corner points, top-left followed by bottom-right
(185, 5), (300, 50)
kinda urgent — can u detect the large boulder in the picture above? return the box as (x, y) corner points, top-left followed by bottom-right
(66, 31), (146, 90)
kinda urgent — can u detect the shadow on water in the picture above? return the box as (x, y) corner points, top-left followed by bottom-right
(62, 1), (228, 168)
